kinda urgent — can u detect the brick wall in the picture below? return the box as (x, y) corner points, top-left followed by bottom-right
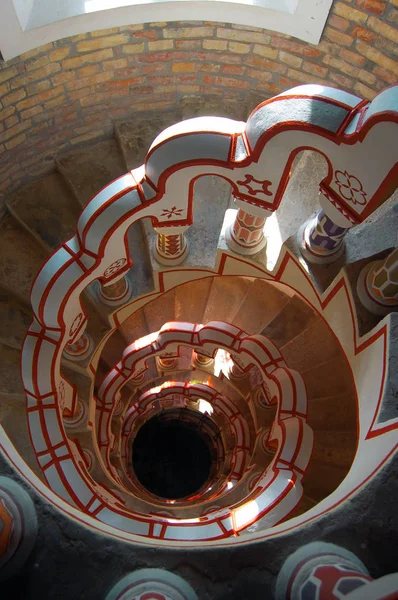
(0, 1), (397, 198)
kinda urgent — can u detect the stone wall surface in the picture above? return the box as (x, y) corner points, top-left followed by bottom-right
(0, 1), (397, 198)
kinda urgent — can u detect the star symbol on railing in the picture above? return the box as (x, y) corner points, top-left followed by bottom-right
(161, 206), (184, 219)
(236, 174), (273, 197)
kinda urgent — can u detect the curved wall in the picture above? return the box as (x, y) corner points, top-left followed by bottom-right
(0, 2), (397, 200)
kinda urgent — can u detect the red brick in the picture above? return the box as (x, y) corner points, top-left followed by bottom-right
(328, 15), (351, 31)
(324, 27), (354, 46)
(270, 36), (322, 57)
(247, 68), (273, 82)
(202, 74), (250, 89)
(245, 55), (286, 73)
(133, 30), (157, 40)
(339, 48), (367, 66)
(96, 77), (145, 91)
(221, 65), (246, 75)
(141, 64), (169, 74)
(329, 71), (354, 87)
(303, 60), (329, 77)
(175, 40), (201, 50)
(355, 0), (386, 15)
(198, 64), (221, 73)
(373, 65), (397, 83)
(351, 25), (377, 41)
(137, 51), (186, 63)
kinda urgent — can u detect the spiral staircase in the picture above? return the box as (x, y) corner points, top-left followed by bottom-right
(0, 87), (397, 598)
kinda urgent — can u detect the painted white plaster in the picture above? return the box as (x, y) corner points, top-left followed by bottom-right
(1, 0), (333, 60)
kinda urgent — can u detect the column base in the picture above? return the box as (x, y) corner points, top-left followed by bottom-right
(299, 221), (346, 265)
(357, 261), (398, 316)
(64, 333), (93, 362)
(98, 276), (134, 307)
(225, 224), (267, 256)
(0, 477), (38, 581)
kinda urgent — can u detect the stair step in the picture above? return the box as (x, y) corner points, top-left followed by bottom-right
(280, 318), (340, 372)
(143, 288), (176, 333)
(303, 461), (348, 501)
(286, 494), (318, 520)
(231, 279), (291, 334)
(0, 215), (48, 301)
(5, 172), (81, 250)
(120, 308), (150, 345)
(0, 343), (24, 396)
(307, 394), (357, 431)
(312, 430), (356, 469)
(301, 355), (356, 399)
(115, 110), (181, 170)
(180, 96), (246, 121)
(0, 392), (44, 480)
(261, 294), (316, 348)
(0, 292), (32, 348)
(56, 138), (126, 207)
(202, 276), (252, 324)
(174, 277), (213, 324)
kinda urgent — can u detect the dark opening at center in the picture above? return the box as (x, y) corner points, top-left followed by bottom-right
(132, 414), (213, 500)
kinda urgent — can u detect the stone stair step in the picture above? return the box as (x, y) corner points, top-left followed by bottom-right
(101, 329), (130, 370)
(174, 277), (213, 324)
(180, 96), (246, 121)
(5, 172), (81, 250)
(0, 343), (24, 396)
(307, 394), (357, 431)
(115, 110), (181, 170)
(143, 287), (176, 333)
(231, 279), (291, 334)
(0, 215), (48, 302)
(56, 138), (126, 207)
(303, 461), (349, 501)
(280, 318), (340, 372)
(260, 294), (317, 348)
(312, 430), (356, 469)
(0, 292), (32, 348)
(301, 355), (356, 399)
(0, 392), (44, 480)
(120, 308), (149, 345)
(202, 276), (252, 325)
(286, 494), (318, 520)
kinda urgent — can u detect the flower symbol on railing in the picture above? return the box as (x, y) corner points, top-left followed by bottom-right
(334, 170), (367, 205)
(103, 258), (127, 279)
(236, 174), (273, 197)
(161, 206), (184, 219)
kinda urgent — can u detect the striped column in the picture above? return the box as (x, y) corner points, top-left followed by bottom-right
(226, 208), (267, 255)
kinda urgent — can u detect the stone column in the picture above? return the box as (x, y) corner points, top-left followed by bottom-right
(276, 542), (398, 600)
(157, 355), (179, 371)
(0, 477), (38, 581)
(226, 208), (267, 255)
(64, 331), (93, 362)
(192, 351), (215, 368)
(357, 248), (398, 316)
(154, 229), (188, 266)
(300, 209), (351, 264)
(105, 568), (198, 600)
(99, 275), (133, 307)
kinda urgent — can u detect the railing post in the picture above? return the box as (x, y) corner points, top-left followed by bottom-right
(276, 542), (398, 600)
(300, 207), (351, 264)
(0, 477), (37, 580)
(226, 206), (267, 255)
(357, 248), (398, 315)
(64, 331), (93, 362)
(98, 274), (133, 307)
(153, 227), (189, 266)
(105, 568), (198, 600)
